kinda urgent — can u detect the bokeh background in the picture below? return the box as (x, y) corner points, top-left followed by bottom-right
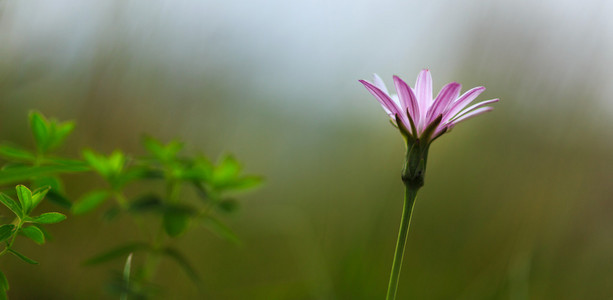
(1, 0), (612, 299)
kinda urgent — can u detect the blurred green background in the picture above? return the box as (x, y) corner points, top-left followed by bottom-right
(1, 0), (613, 299)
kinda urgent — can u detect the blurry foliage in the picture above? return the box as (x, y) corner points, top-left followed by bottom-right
(0, 112), (261, 298)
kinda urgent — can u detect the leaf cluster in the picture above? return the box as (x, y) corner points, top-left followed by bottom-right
(0, 185), (65, 298)
(0, 111), (261, 297)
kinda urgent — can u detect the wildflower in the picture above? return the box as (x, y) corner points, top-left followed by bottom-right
(359, 69), (498, 300)
(359, 69), (498, 144)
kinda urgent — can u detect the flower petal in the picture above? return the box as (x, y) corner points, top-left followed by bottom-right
(442, 86), (486, 122)
(427, 82), (461, 125)
(393, 75), (420, 124)
(373, 74), (390, 95)
(451, 98), (499, 122)
(449, 106), (494, 125)
(359, 79), (403, 118)
(415, 69), (433, 115)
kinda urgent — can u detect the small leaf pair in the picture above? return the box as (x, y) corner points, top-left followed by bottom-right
(29, 111), (75, 155)
(0, 185), (52, 219)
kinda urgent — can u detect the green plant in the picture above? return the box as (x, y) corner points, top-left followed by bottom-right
(0, 112), (261, 298)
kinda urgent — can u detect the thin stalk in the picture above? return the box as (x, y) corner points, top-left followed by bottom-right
(142, 179), (179, 281)
(386, 185), (418, 300)
(0, 217), (23, 257)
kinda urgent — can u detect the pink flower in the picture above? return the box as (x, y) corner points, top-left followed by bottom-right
(359, 69), (498, 143)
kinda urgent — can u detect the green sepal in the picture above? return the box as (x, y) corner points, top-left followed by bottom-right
(406, 109), (419, 140)
(394, 114), (413, 141)
(419, 114), (443, 144)
(402, 139), (430, 190)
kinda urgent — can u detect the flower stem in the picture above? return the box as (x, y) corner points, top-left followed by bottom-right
(386, 185), (418, 300)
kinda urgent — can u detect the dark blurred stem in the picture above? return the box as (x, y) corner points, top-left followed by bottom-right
(142, 180), (179, 281)
(386, 185), (418, 300)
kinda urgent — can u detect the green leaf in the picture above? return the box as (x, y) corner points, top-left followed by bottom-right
(8, 249), (38, 264)
(102, 206), (121, 221)
(0, 165), (89, 186)
(34, 224), (53, 242)
(181, 156), (213, 181)
(1, 162), (28, 171)
(82, 149), (110, 177)
(0, 194), (23, 218)
(40, 158), (87, 169)
(129, 194), (163, 214)
(213, 154), (241, 182)
(217, 199), (240, 213)
(72, 190), (110, 215)
(202, 216), (240, 245)
(113, 167), (154, 189)
(29, 111), (50, 153)
(0, 225), (15, 243)
(83, 243), (150, 265)
(191, 181), (210, 201)
(159, 247), (201, 284)
(32, 177), (71, 208)
(32, 176), (64, 193)
(0, 270), (9, 292)
(28, 212), (66, 224)
(21, 226), (45, 245)
(0, 143), (36, 162)
(216, 176), (263, 191)
(163, 211), (190, 237)
(108, 151), (125, 175)
(15, 185), (33, 214)
(121, 253), (133, 300)
(142, 135), (183, 163)
(82, 150), (125, 180)
(48, 120), (75, 151)
(30, 186), (51, 210)
(44, 190), (72, 209)
(123, 253), (133, 282)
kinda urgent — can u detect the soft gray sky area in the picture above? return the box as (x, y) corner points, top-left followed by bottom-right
(1, 0), (612, 116)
